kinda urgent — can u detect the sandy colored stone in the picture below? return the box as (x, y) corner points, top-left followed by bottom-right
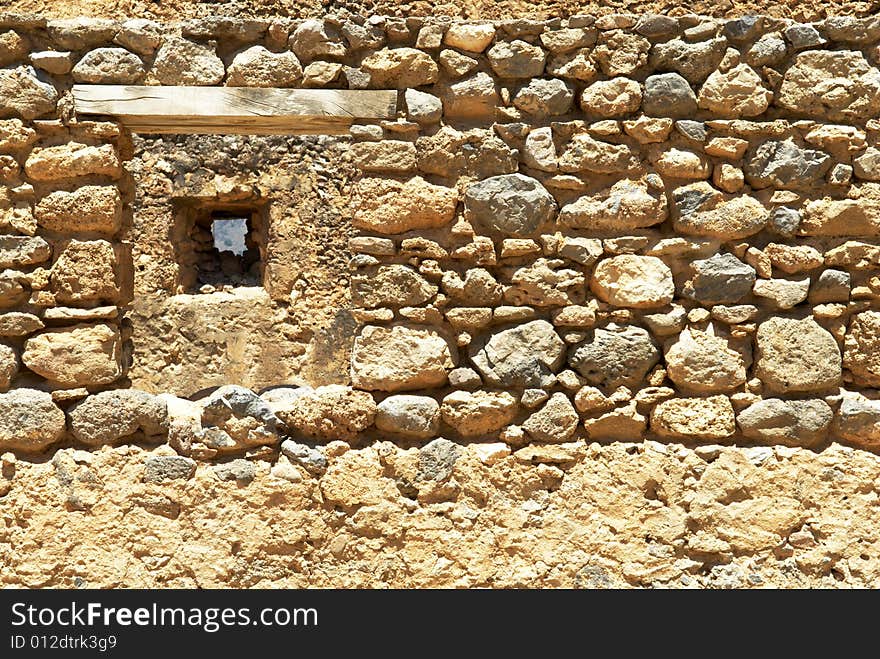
(375, 395), (439, 438)
(503, 259), (586, 307)
(777, 50), (880, 122)
(0, 388), (65, 451)
(0, 65), (58, 120)
(522, 392), (579, 443)
(69, 389), (168, 446)
(844, 311), (880, 387)
(22, 323), (123, 387)
(352, 264), (436, 309)
(149, 37), (225, 85)
(441, 390), (518, 437)
(352, 176), (458, 234)
(665, 328), (746, 394)
(361, 47), (438, 88)
(591, 255), (674, 309)
(755, 317), (841, 394)
(697, 64), (772, 117)
(0, 343), (17, 390)
(0, 118), (37, 152)
(737, 398), (832, 447)
(0, 236), (50, 268)
(654, 149), (711, 179)
(25, 143), (121, 181)
(582, 403), (647, 441)
(281, 385), (376, 442)
(50, 240), (120, 306)
(559, 177), (667, 229)
(444, 23), (495, 52)
(35, 186), (121, 235)
(72, 47), (145, 84)
(672, 182), (769, 239)
(558, 133), (634, 174)
(351, 325), (456, 392)
(651, 395), (736, 440)
(226, 46), (302, 86)
(580, 77), (642, 117)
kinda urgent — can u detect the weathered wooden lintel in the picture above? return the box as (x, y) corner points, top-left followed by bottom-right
(72, 85), (400, 135)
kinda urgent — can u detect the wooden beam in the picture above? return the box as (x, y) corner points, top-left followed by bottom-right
(72, 85), (399, 135)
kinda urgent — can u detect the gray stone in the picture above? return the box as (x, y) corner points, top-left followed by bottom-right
(487, 39), (546, 78)
(375, 394), (440, 438)
(212, 459), (256, 483)
(769, 206), (801, 237)
(513, 78), (574, 116)
(784, 24), (827, 50)
(649, 37), (728, 83)
(405, 89), (442, 125)
(470, 319), (565, 388)
(683, 252), (757, 305)
(72, 47), (145, 84)
(675, 120), (707, 142)
(745, 140), (832, 190)
(143, 455), (196, 483)
(521, 388), (550, 408)
(0, 65), (57, 119)
(280, 440), (328, 475)
(69, 389), (168, 446)
(835, 393), (880, 445)
(568, 325), (660, 389)
(0, 236), (50, 268)
(738, 398), (832, 447)
(418, 438), (460, 482)
(643, 73), (697, 118)
(559, 237), (603, 266)
(0, 388), (65, 451)
(723, 16), (762, 41)
(809, 269), (851, 303)
(201, 385), (279, 432)
(746, 34), (787, 67)
(464, 173), (557, 237)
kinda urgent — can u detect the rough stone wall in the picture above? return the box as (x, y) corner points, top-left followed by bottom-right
(3, 12), (880, 587)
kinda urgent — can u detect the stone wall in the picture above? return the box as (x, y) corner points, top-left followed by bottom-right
(3, 12), (880, 587)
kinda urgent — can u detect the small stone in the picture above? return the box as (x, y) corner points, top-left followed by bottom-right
(808, 269), (850, 304)
(642, 73), (697, 118)
(675, 120), (707, 142)
(654, 148), (710, 179)
(34, 186), (121, 234)
(288, 19), (346, 61)
(580, 77), (641, 118)
(592, 29), (649, 77)
(114, 18), (164, 55)
(72, 47), (145, 84)
(352, 325), (456, 392)
(672, 182), (769, 239)
(513, 78), (574, 116)
(464, 173), (556, 237)
(568, 324), (660, 389)
(738, 398), (832, 447)
(523, 392), (579, 443)
(745, 140), (832, 190)
(622, 116), (672, 144)
(844, 311), (880, 387)
(439, 49), (478, 78)
(281, 385), (375, 442)
(0, 311), (42, 336)
(835, 393), (880, 446)
(752, 278), (810, 309)
(143, 455), (196, 483)
(590, 255), (674, 308)
(418, 438), (460, 482)
(698, 64), (772, 117)
(375, 395), (440, 438)
(70, 390), (167, 446)
(361, 47), (438, 88)
(0, 389), (65, 451)
(470, 320), (565, 388)
(22, 323), (122, 387)
(0, 236), (50, 268)
(487, 40), (546, 78)
(149, 37), (225, 85)
(212, 459), (256, 483)
(444, 23), (495, 52)
(547, 49), (598, 82)
(25, 143), (121, 181)
(226, 46), (302, 87)
(0, 66), (58, 120)
(665, 328), (747, 393)
(30, 50), (73, 75)
(352, 176), (457, 234)
(582, 403), (647, 441)
(405, 89), (442, 125)
(280, 440), (327, 475)
(50, 240), (120, 306)
(683, 252), (756, 305)
(441, 390), (518, 437)
(558, 237), (604, 265)
(650, 37), (727, 83)
(651, 395), (736, 440)
(448, 367), (481, 388)
(768, 206), (801, 237)
(755, 317), (841, 394)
